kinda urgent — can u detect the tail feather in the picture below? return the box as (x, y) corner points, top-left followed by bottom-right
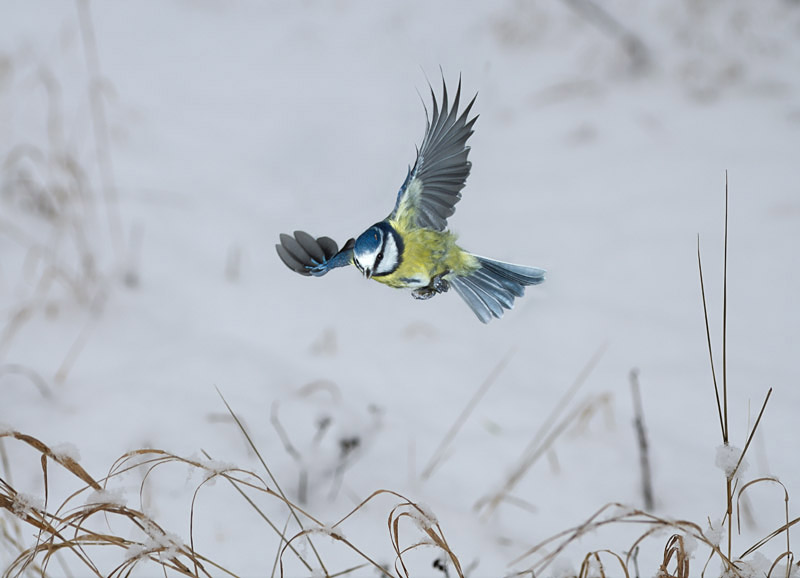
(450, 255), (545, 323)
(450, 279), (500, 323)
(469, 269), (515, 308)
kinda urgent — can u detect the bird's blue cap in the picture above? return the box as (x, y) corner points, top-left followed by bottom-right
(354, 224), (386, 256)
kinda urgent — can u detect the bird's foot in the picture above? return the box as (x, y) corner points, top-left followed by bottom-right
(412, 274), (450, 300)
(431, 274), (450, 293)
(412, 287), (436, 300)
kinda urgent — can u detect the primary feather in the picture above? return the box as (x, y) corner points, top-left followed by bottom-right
(276, 232), (353, 277)
(391, 77), (478, 231)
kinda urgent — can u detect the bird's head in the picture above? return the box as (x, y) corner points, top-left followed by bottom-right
(353, 222), (403, 279)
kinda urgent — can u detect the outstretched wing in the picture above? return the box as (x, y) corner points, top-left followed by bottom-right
(276, 231), (354, 277)
(390, 77), (478, 231)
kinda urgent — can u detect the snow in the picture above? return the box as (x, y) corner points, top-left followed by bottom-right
(200, 458), (237, 485)
(123, 523), (183, 564)
(85, 488), (127, 507)
(682, 532), (698, 556)
(10, 492), (43, 517)
(319, 524), (346, 540)
(732, 552), (772, 578)
(715, 443), (749, 480)
(51, 441), (81, 462)
(706, 518), (726, 548)
(410, 502), (439, 530)
(1, 0), (799, 576)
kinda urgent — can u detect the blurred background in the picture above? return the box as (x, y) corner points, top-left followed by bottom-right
(1, 1), (799, 575)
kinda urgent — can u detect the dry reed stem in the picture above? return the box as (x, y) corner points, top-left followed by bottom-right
(577, 549), (629, 578)
(271, 513), (293, 578)
(767, 552), (796, 578)
(0, 364), (52, 398)
(630, 368), (654, 511)
(75, 0), (126, 262)
(420, 348), (516, 480)
(108, 447), (319, 572)
(475, 343), (607, 518)
(0, 433), (234, 578)
(659, 534), (690, 578)
(508, 502), (745, 576)
(1, 2), (127, 378)
(217, 388), (329, 574)
(262, 488), (465, 578)
(198, 450), (314, 574)
(270, 380), (342, 504)
(54, 287), (107, 384)
(508, 178), (795, 578)
(388, 504), (463, 578)
(476, 388), (609, 519)
(0, 431), (100, 491)
(280, 526), (392, 578)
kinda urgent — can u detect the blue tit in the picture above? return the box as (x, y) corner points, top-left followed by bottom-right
(277, 77), (546, 323)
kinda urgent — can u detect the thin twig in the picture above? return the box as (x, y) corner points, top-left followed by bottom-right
(697, 236), (724, 440)
(723, 171), (729, 444)
(421, 348), (516, 480)
(722, 172), (732, 562)
(630, 369), (654, 511)
(731, 388), (772, 482)
(199, 450), (313, 573)
(476, 344), (607, 517)
(0, 364), (52, 398)
(75, 0), (125, 263)
(560, 0), (650, 74)
(54, 288), (106, 384)
(215, 388), (328, 575)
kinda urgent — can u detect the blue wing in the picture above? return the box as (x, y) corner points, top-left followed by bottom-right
(276, 231), (354, 277)
(390, 76), (478, 231)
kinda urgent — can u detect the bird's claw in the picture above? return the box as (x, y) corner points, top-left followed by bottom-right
(412, 274), (450, 300)
(432, 275), (450, 293)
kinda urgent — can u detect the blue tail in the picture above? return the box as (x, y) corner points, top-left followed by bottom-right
(450, 255), (545, 323)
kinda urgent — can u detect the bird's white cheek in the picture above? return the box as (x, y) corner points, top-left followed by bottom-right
(375, 234), (400, 275)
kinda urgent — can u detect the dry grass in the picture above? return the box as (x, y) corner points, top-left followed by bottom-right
(0, 406), (465, 578)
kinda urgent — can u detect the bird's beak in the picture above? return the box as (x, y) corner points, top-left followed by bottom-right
(364, 268), (372, 279)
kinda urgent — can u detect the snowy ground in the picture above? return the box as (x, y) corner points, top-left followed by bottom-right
(2, 1), (799, 576)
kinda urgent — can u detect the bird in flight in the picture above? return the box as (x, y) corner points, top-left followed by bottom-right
(276, 77), (545, 323)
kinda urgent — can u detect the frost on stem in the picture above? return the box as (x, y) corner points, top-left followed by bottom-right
(319, 524), (346, 540)
(11, 492), (44, 516)
(715, 444), (748, 479)
(201, 458), (237, 485)
(410, 502), (439, 530)
(124, 519), (184, 562)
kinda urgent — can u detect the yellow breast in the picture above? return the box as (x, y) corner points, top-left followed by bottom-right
(373, 223), (479, 289)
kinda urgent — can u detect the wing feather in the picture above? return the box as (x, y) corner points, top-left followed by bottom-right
(391, 76), (478, 231)
(276, 231), (354, 277)
(293, 230), (325, 263)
